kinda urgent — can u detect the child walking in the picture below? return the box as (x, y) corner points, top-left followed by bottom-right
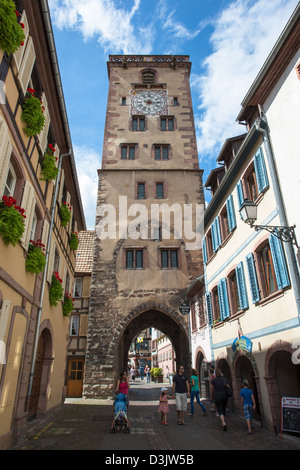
(240, 379), (256, 434)
(158, 387), (172, 425)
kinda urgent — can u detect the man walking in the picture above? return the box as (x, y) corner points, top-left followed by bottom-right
(172, 365), (190, 425)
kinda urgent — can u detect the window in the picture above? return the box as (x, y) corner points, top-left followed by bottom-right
(161, 249), (178, 268)
(137, 183), (145, 199)
(246, 234), (290, 303)
(160, 117), (174, 131)
(73, 278), (83, 298)
(132, 116), (145, 131)
(237, 147), (269, 207)
(211, 287), (220, 323)
(173, 97), (178, 106)
(247, 167), (259, 202)
(156, 183), (164, 199)
(142, 71), (155, 84)
(121, 145), (136, 160)
(126, 249), (143, 269)
(229, 271), (241, 314)
(70, 315), (80, 336)
(121, 97), (126, 105)
(3, 163), (16, 198)
(190, 302), (197, 331)
(155, 145), (169, 160)
(220, 206), (230, 240)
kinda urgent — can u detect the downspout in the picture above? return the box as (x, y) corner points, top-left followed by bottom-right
(25, 150), (71, 410)
(254, 114), (300, 318)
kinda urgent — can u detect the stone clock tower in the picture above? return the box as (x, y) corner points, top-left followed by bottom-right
(83, 55), (205, 399)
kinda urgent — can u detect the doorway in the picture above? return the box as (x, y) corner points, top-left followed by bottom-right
(67, 358), (85, 397)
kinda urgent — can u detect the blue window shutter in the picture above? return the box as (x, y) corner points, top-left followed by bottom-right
(235, 262), (249, 310)
(202, 237), (207, 264)
(206, 292), (213, 326)
(254, 147), (269, 194)
(215, 216), (222, 247)
(269, 233), (290, 289)
(236, 180), (244, 209)
(245, 253), (260, 303)
(226, 194), (236, 232)
(217, 278), (230, 320)
(211, 223), (217, 252)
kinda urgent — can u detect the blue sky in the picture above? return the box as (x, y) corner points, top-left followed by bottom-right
(48, 0), (299, 229)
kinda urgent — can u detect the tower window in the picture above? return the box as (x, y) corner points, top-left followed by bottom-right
(161, 117), (174, 131)
(155, 145), (169, 160)
(142, 71), (155, 84)
(156, 183), (164, 199)
(132, 116), (145, 131)
(137, 183), (145, 199)
(160, 249), (178, 268)
(126, 249), (144, 269)
(121, 144), (136, 159)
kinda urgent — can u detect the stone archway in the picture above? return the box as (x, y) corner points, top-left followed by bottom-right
(83, 302), (190, 399)
(265, 340), (300, 434)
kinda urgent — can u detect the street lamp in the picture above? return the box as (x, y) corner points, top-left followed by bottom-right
(239, 199), (298, 247)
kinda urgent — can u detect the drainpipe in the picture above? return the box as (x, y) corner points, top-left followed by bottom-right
(25, 150), (71, 411)
(254, 114), (300, 318)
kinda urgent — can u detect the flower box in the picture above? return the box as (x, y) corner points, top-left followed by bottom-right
(25, 240), (46, 274)
(0, 1), (25, 54)
(62, 292), (74, 317)
(69, 231), (79, 251)
(21, 90), (45, 137)
(40, 145), (59, 182)
(0, 196), (26, 246)
(60, 201), (71, 227)
(49, 272), (63, 306)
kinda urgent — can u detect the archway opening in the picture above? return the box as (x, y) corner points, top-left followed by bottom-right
(235, 355), (261, 420)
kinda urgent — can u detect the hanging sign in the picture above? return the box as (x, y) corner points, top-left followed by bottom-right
(281, 397), (300, 434)
(232, 336), (252, 354)
(179, 300), (190, 315)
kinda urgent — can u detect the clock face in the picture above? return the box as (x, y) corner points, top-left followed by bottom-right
(131, 91), (168, 116)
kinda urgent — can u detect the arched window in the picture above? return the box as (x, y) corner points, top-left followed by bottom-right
(142, 71), (155, 84)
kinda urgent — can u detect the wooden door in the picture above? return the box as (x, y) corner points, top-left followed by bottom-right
(28, 333), (45, 419)
(67, 359), (85, 397)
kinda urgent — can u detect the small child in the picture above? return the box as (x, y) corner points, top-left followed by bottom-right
(240, 379), (256, 434)
(158, 387), (172, 425)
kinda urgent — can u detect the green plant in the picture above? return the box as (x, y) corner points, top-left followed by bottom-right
(0, 0), (25, 54)
(49, 272), (63, 306)
(0, 196), (25, 246)
(69, 231), (79, 250)
(25, 240), (46, 274)
(21, 91), (45, 137)
(40, 145), (59, 182)
(153, 367), (163, 377)
(62, 292), (74, 317)
(60, 201), (71, 227)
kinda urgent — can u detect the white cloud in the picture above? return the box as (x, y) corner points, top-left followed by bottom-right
(48, 0), (152, 54)
(73, 145), (100, 229)
(193, 0), (299, 161)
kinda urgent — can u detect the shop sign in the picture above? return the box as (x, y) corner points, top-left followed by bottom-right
(232, 336), (252, 354)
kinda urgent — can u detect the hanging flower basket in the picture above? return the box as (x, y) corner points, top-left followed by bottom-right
(0, 195), (26, 246)
(0, 1), (25, 55)
(49, 272), (63, 307)
(21, 89), (45, 137)
(69, 231), (79, 251)
(25, 239), (46, 274)
(60, 201), (71, 227)
(40, 145), (59, 182)
(62, 292), (74, 317)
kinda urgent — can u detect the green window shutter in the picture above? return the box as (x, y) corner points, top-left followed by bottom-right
(236, 180), (244, 209)
(217, 278), (230, 320)
(269, 233), (290, 289)
(226, 194), (236, 232)
(202, 237), (207, 264)
(254, 147), (269, 194)
(206, 292), (213, 326)
(245, 253), (260, 303)
(235, 262), (249, 310)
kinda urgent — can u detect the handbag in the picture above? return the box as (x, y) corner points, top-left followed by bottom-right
(223, 378), (233, 397)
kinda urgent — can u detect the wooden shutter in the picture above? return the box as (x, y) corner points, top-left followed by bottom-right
(47, 237), (55, 283)
(18, 36), (35, 94)
(41, 219), (50, 249)
(226, 194), (236, 232)
(58, 169), (65, 204)
(254, 147), (269, 194)
(236, 180), (244, 209)
(38, 93), (50, 153)
(0, 118), (12, 197)
(269, 233), (290, 290)
(235, 262), (249, 310)
(212, 216), (221, 252)
(79, 314), (88, 336)
(245, 253), (260, 303)
(217, 278), (230, 320)
(205, 292), (213, 326)
(54, 143), (60, 168)
(202, 237), (207, 264)
(13, 10), (29, 70)
(20, 181), (36, 250)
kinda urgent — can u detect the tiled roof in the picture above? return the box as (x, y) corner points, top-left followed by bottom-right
(75, 231), (95, 273)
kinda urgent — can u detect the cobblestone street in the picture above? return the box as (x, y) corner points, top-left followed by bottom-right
(9, 379), (300, 453)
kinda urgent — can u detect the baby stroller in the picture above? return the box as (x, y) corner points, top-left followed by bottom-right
(110, 393), (130, 433)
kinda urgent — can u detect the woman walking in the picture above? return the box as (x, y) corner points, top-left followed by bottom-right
(210, 368), (230, 430)
(187, 369), (206, 417)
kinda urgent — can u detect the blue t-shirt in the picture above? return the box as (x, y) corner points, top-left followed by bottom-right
(240, 387), (254, 406)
